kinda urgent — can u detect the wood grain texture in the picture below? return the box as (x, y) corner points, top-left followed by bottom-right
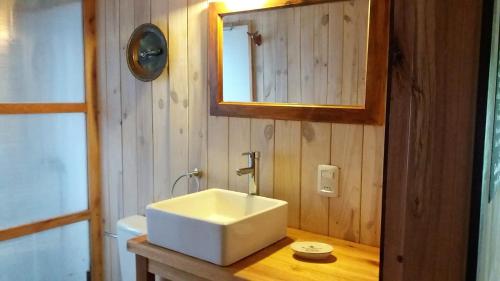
(129, 228), (380, 281)
(220, 1), (363, 106)
(342, 0), (358, 105)
(355, 0), (369, 105)
(251, 119), (275, 197)
(169, 0), (190, 197)
(97, 2), (386, 280)
(287, 7), (301, 103)
(103, 0), (123, 236)
(135, 0), (154, 215)
(136, 255), (155, 281)
(149, 260), (208, 281)
(188, 0), (209, 194)
(83, 0), (104, 278)
(208, 0), (389, 124)
(274, 120), (302, 228)
(120, 0), (139, 218)
(100, 0), (124, 278)
(152, 0), (170, 202)
(360, 125), (384, 246)
(262, 10), (278, 103)
(300, 5), (315, 104)
(327, 2), (344, 105)
(228, 118), (251, 192)
(207, 116), (229, 189)
(97, 0), (112, 278)
(382, 0), (483, 279)
(329, 124), (363, 242)
(300, 122), (331, 235)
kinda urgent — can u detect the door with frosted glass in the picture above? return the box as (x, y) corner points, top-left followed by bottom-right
(0, 0), (102, 280)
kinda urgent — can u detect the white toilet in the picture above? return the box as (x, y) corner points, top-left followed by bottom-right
(117, 215), (147, 281)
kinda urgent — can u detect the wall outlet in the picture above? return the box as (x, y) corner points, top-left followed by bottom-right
(317, 165), (339, 197)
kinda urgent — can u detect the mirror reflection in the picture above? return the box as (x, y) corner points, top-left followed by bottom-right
(222, 0), (370, 106)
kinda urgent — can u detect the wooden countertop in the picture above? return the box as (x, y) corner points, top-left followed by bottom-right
(128, 228), (380, 281)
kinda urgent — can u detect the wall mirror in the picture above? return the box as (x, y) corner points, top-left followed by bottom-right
(209, 0), (389, 124)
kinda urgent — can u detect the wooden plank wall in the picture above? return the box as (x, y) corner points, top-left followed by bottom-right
(96, 0), (384, 280)
(382, 0), (483, 278)
(224, 2), (367, 105)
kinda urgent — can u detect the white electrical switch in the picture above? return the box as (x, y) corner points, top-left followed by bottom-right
(317, 165), (339, 197)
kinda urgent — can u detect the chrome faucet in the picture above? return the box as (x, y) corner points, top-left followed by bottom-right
(236, 152), (260, 195)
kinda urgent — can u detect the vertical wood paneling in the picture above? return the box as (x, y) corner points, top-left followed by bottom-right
(151, 0), (170, 201)
(104, 236), (120, 281)
(329, 124), (363, 242)
(188, 0), (208, 193)
(105, 0), (124, 234)
(223, 3), (368, 105)
(103, 237), (112, 281)
(275, 9), (288, 103)
(356, 0), (369, 105)
(327, 2), (343, 105)
(251, 119), (275, 198)
(228, 118), (251, 192)
(98, 0), (109, 235)
(99, 1), (385, 279)
(274, 120), (301, 228)
(97, 0), (112, 278)
(134, 0), (154, 215)
(286, 8), (301, 103)
(207, 116), (229, 189)
(300, 6), (314, 104)
(120, 0), (138, 217)
(168, 0), (189, 197)
(262, 11), (277, 103)
(101, 0), (122, 278)
(342, 0), (358, 105)
(300, 122), (331, 235)
(251, 13), (264, 102)
(361, 125), (384, 246)
(313, 4), (329, 104)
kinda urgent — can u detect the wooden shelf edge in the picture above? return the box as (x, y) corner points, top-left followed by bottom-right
(129, 228), (380, 281)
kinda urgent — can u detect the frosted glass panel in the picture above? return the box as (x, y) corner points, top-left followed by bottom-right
(0, 221), (90, 281)
(0, 114), (88, 229)
(0, 0), (85, 103)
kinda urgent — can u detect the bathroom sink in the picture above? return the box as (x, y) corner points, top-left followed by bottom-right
(146, 188), (288, 266)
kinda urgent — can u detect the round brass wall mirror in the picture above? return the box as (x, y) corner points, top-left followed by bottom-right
(127, 23), (168, 82)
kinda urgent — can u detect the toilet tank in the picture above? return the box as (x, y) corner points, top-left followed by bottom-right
(117, 215), (147, 281)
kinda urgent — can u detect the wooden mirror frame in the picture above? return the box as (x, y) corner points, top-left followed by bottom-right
(208, 0), (389, 124)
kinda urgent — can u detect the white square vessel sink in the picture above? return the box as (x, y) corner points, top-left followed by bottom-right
(146, 188), (288, 266)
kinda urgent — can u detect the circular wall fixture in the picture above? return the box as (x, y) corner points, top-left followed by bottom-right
(127, 23), (168, 82)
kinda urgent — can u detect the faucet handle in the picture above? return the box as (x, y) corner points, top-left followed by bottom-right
(242, 151), (260, 158)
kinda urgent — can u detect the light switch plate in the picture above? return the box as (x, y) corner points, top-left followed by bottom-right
(317, 165), (339, 197)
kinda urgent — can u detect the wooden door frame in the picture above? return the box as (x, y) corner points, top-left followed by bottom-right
(84, 0), (104, 279)
(0, 0), (103, 280)
(381, 0), (486, 280)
